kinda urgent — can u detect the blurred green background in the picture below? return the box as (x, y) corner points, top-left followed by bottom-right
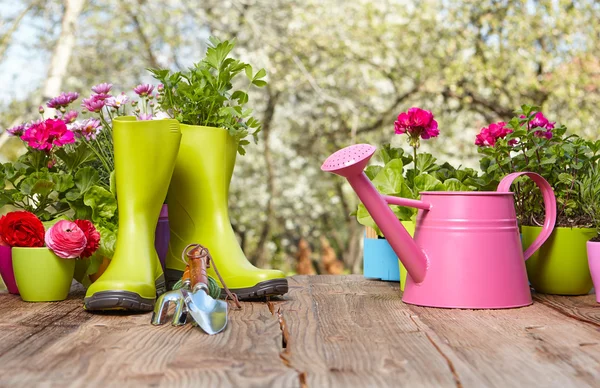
(0, 0), (599, 282)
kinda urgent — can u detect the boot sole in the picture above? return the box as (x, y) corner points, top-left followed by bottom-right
(84, 291), (155, 312)
(221, 278), (289, 300)
(166, 269), (288, 300)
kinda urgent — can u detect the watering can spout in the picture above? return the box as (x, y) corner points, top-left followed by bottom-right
(321, 144), (429, 283)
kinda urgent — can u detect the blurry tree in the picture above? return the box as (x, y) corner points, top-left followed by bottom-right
(1, 0), (600, 273)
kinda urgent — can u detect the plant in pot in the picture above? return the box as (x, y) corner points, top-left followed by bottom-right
(581, 161), (600, 303)
(0, 210), (100, 302)
(357, 108), (477, 289)
(473, 104), (600, 295)
(149, 37), (289, 298)
(1, 91), (119, 288)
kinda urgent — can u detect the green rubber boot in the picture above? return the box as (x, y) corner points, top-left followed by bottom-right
(84, 117), (181, 311)
(165, 124), (288, 299)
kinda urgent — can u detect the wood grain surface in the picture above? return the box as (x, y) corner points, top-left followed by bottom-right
(0, 276), (598, 387)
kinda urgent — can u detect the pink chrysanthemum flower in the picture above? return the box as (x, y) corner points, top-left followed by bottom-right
(81, 95), (106, 113)
(134, 84), (154, 97)
(47, 92), (79, 109)
(71, 118), (101, 141)
(91, 83), (113, 95)
(63, 110), (78, 124)
(6, 124), (27, 137)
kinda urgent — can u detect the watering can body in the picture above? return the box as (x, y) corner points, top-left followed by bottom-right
(403, 192), (531, 308)
(322, 144), (556, 309)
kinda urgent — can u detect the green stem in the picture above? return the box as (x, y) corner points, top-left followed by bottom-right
(413, 146), (418, 193)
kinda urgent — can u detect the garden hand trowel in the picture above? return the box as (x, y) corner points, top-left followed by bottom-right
(183, 245), (228, 335)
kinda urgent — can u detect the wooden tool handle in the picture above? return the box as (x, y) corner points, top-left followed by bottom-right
(189, 254), (209, 290)
(182, 265), (191, 283)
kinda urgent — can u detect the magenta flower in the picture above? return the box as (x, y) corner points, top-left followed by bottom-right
(63, 110), (78, 124)
(106, 93), (129, 108)
(91, 83), (113, 95)
(157, 83), (164, 92)
(137, 113), (153, 121)
(45, 220), (87, 259)
(6, 124), (27, 137)
(519, 112), (554, 139)
(134, 84), (154, 97)
(475, 122), (515, 147)
(72, 118), (101, 140)
(81, 95), (106, 113)
(47, 92), (79, 109)
(394, 107), (439, 146)
(21, 119), (75, 151)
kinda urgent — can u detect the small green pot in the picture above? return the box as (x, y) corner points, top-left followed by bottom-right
(522, 226), (595, 295)
(12, 247), (76, 302)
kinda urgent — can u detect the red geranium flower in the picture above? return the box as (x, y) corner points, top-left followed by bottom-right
(0, 211), (45, 247)
(74, 219), (101, 258)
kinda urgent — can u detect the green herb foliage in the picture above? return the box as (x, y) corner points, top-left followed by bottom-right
(149, 37), (267, 155)
(581, 162), (600, 239)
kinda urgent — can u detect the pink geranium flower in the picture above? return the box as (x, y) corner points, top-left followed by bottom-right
(519, 112), (554, 139)
(21, 119), (75, 151)
(394, 107), (440, 142)
(134, 84), (154, 97)
(475, 122), (515, 147)
(47, 92), (79, 109)
(91, 83), (113, 95)
(81, 95), (106, 112)
(45, 220), (87, 259)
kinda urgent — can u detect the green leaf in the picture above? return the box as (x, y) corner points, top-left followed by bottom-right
(416, 153), (438, 173)
(371, 159), (405, 194)
(253, 68), (267, 80)
(231, 90), (249, 104)
(83, 186), (117, 223)
(96, 225), (117, 259)
(67, 167), (100, 201)
(50, 173), (74, 193)
(414, 174), (445, 192)
(443, 178), (471, 191)
(244, 64), (253, 80)
(252, 80), (267, 87)
(55, 143), (95, 172)
(364, 165), (382, 180)
(558, 173), (574, 185)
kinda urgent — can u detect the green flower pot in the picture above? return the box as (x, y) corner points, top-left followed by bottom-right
(12, 247), (76, 302)
(522, 226), (595, 295)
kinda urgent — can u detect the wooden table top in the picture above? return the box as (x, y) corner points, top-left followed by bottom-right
(0, 275), (598, 387)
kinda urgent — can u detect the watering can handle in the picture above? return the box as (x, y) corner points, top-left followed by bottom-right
(497, 172), (556, 260)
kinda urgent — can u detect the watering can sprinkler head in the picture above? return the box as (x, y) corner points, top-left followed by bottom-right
(321, 144), (377, 177)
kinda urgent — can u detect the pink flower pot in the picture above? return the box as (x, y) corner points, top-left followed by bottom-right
(587, 240), (600, 303)
(0, 246), (19, 294)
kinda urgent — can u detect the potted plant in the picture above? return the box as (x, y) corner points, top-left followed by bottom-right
(358, 108), (477, 289)
(150, 37), (288, 298)
(473, 104), (600, 295)
(1, 92), (118, 287)
(581, 162), (600, 303)
(0, 211), (100, 302)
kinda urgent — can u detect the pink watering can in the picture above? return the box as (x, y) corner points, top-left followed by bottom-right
(322, 144), (557, 309)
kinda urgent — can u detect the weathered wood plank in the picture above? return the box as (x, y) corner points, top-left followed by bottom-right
(276, 275), (461, 387)
(409, 294), (600, 387)
(533, 292), (600, 327)
(0, 290), (297, 387)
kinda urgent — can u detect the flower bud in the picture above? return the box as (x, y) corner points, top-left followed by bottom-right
(132, 101), (138, 107)
(59, 106), (66, 114)
(148, 94), (154, 100)
(149, 101), (155, 107)
(81, 109), (88, 114)
(38, 106), (45, 114)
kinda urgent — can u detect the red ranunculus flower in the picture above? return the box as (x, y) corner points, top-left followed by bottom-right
(74, 219), (101, 258)
(0, 211), (45, 247)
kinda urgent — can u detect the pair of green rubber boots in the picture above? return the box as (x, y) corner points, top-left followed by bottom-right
(84, 117), (287, 311)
